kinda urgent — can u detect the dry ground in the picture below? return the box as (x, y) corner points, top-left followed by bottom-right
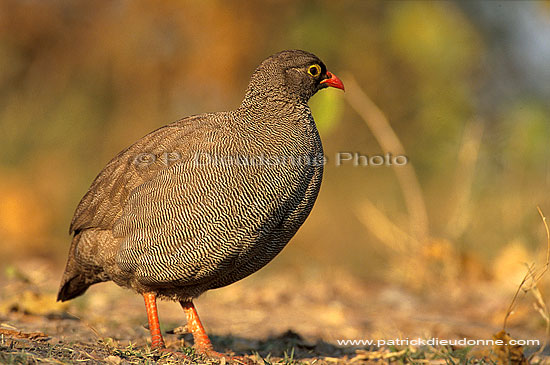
(0, 258), (548, 364)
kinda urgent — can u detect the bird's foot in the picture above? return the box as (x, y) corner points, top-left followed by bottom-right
(196, 346), (256, 364)
(151, 345), (254, 364)
(151, 346), (191, 359)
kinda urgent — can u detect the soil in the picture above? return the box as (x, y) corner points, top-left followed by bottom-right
(0, 258), (548, 364)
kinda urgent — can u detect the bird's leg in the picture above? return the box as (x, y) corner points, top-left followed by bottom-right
(180, 300), (255, 364)
(143, 292), (165, 350)
(180, 300), (214, 352)
(180, 301), (254, 364)
(143, 293), (193, 360)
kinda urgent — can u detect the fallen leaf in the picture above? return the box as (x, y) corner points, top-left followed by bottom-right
(492, 330), (527, 365)
(0, 328), (48, 340)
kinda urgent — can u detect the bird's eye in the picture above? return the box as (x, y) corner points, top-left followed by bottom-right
(308, 64), (321, 77)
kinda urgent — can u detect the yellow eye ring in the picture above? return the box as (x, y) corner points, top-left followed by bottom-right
(308, 64), (321, 77)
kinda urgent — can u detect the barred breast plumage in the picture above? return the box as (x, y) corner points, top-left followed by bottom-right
(57, 49), (344, 361)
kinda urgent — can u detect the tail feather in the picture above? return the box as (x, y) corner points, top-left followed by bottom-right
(57, 232), (94, 302)
(57, 274), (90, 302)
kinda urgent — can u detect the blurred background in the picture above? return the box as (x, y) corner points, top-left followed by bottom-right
(1, 0), (550, 357)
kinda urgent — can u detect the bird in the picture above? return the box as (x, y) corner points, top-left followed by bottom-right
(57, 49), (344, 361)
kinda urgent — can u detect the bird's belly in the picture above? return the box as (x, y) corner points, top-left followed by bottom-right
(206, 162), (323, 291)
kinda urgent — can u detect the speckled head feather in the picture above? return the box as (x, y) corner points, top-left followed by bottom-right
(243, 50), (332, 105)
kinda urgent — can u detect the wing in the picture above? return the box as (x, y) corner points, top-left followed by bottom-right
(70, 114), (213, 234)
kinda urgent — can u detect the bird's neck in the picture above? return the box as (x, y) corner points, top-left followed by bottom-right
(238, 98), (311, 124)
(239, 87), (310, 119)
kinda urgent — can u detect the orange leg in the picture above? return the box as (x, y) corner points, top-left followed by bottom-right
(180, 300), (214, 352)
(180, 300), (253, 364)
(143, 293), (165, 350)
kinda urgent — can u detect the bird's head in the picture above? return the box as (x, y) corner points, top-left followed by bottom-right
(244, 50), (344, 105)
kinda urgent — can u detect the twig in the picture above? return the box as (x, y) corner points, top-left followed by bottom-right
(65, 311), (102, 340)
(344, 74), (429, 243)
(355, 199), (414, 252)
(502, 207), (550, 361)
(528, 207), (550, 360)
(534, 206), (550, 283)
(503, 266), (531, 331)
